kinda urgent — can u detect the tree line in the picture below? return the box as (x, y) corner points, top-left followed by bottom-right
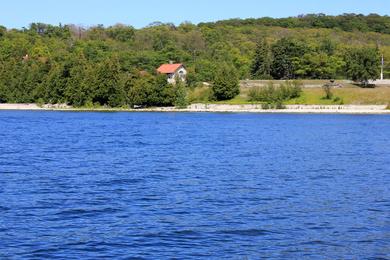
(0, 14), (388, 106)
(251, 37), (381, 85)
(201, 13), (390, 34)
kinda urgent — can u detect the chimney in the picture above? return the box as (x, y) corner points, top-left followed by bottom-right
(169, 60), (173, 64)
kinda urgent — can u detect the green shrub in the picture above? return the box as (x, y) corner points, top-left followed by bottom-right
(333, 96), (344, 104)
(188, 85), (212, 103)
(36, 98), (45, 107)
(248, 81), (302, 105)
(174, 82), (188, 108)
(85, 100), (94, 108)
(260, 102), (286, 110)
(274, 102), (285, 109)
(248, 86), (264, 102)
(280, 80), (302, 99)
(322, 83), (333, 99)
(261, 103), (270, 109)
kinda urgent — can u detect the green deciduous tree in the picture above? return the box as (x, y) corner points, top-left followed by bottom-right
(0, 26), (6, 38)
(344, 47), (380, 86)
(294, 53), (345, 79)
(107, 24), (135, 42)
(271, 38), (307, 79)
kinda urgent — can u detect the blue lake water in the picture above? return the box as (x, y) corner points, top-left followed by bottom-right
(0, 111), (389, 259)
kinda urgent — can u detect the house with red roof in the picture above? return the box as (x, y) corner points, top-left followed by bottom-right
(157, 63), (187, 84)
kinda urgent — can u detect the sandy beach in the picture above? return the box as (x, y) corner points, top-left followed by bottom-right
(0, 103), (389, 114)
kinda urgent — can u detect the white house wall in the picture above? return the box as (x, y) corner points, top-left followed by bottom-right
(166, 66), (187, 84)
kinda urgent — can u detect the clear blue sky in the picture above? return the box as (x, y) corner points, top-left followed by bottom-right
(1, 0), (389, 29)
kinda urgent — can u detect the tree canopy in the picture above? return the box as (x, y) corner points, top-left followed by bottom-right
(0, 13), (389, 106)
(212, 64), (240, 101)
(344, 47), (381, 85)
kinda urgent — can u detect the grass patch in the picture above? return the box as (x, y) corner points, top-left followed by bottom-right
(192, 83), (390, 106)
(286, 87), (390, 105)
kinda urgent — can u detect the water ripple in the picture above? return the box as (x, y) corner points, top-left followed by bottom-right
(0, 111), (389, 259)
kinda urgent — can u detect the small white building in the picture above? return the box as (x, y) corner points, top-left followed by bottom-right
(157, 63), (187, 84)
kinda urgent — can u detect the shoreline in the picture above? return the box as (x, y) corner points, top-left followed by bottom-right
(0, 103), (389, 114)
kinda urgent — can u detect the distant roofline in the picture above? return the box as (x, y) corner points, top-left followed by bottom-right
(157, 63), (184, 74)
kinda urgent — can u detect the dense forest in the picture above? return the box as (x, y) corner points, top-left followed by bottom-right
(0, 13), (389, 107)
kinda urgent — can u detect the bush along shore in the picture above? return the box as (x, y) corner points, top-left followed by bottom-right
(1, 78), (390, 114)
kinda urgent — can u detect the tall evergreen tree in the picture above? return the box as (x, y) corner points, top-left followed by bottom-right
(65, 54), (94, 106)
(173, 80), (188, 108)
(212, 63), (240, 101)
(251, 38), (272, 79)
(92, 56), (126, 107)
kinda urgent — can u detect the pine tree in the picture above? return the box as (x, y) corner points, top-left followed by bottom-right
(174, 80), (188, 108)
(65, 54), (94, 106)
(92, 56), (126, 107)
(251, 38), (272, 79)
(212, 63), (240, 101)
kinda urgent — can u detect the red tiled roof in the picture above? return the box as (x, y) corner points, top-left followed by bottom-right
(157, 63), (183, 74)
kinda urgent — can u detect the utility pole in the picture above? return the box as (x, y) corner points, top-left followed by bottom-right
(380, 54), (384, 80)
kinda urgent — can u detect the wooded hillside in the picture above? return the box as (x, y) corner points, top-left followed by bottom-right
(0, 14), (389, 106)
